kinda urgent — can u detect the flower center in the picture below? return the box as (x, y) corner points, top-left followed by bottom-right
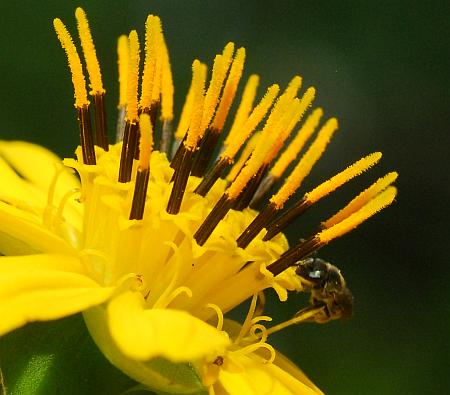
(51, 4), (397, 341)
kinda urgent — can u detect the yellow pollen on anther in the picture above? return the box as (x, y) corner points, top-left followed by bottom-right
(126, 30), (140, 122)
(222, 84), (279, 160)
(286, 87), (316, 134)
(75, 7), (105, 95)
(270, 117), (338, 208)
(225, 84), (302, 199)
(270, 108), (323, 179)
(318, 186), (397, 244)
(200, 42), (235, 132)
(262, 98), (302, 165)
(322, 171), (398, 229)
(226, 132), (260, 182)
(53, 18), (89, 108)
(140, 15), (162, 111)
(138, 113), (154, 170)
(226, 150), (265, 199)
(117, 35), (129, 107)
(260, 79), (302, 137)
(184, 60), (207, 150)
(264, 87), (316, 165)
(284, 75), (303, 99)
(226, 74), (259, 141)
(150, 27), (164, 105)
(174, 80), (195, 140)
(304, 152), (383, 204)
(160, 34), (174, 121)
(227, 121), (277, 200)
(211, 47), (246, 131)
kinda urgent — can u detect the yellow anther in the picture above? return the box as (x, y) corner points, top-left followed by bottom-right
(184, 60), (207, 150)
(200, 42), (235, 132)
(226, 132), (260, 182)
(271, 108), (323, 178)
(260, 77), (303, 138)
(211, 47), (246, 131)
(160, 34), (174, 121)
(287, 87), (316, 134)
(138, 113), (154, 170)
(174, 64), (199, 140)
(318, 186), (397, 244)
(140, 15), (162, 111)
(264, 87), (316, 165)
(75, 7), (104, 95)
(322, 171), (398, 229)
(270, 117), (338, 208)
(222, 84), (279, 159)
(305, 152), (382, 204)
(283, 75), (303, 99)
(117, 35), (129, 107)
(257, 89), (295, 145)
(227, 116), (277, 200)
(227, 149), (266, 200)
(222, 41), (235, 63)
(53, 18), (89, 108)
(262, 97), (302, 165)
(151, 30), (163, 105)
(126, 30), (140, 122)
(226, 74), (259, 143)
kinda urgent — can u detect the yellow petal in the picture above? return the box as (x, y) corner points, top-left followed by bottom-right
(107, 290), (230, 362)
(0, 140), (80, 196)
(0, 254), (114, 336)
(0, 200), (75, 255)
(0, 141), (83, 230)
(0, 155), (46, 207)
(219, 353), (321, 395)
(85, 306), (208, 394)
(272, 351), (323, 394)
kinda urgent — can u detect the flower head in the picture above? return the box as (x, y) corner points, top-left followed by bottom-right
(0, 7), (397, 394)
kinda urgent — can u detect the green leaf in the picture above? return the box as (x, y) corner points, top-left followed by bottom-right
(0, 314), (137, 394)
(0, 314), (206, 395)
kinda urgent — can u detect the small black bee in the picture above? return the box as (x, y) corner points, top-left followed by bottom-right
(295, 257), (354, 323)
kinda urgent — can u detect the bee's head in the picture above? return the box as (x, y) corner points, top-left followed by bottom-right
(295, 257), (328, 286)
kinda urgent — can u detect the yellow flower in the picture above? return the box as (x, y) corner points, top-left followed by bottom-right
(0, 7), (398, 394)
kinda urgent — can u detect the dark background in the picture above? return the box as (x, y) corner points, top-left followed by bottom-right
(1, 1), (449, 394)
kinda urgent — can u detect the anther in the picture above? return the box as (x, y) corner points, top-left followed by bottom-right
(236, 201), (279, 249)
(75, 7), (109, 151)
(267, 236), (322, 276)
(269, 117), (338, 211)
(167, 60), (206, 214)
(77, 105), (96, 165)
(53, 18), (96, 165)
(194, 195), (234, 246)
(264, 152), (382, 240)
(191, 47), (246, 176)
(320, 171), (398, 229)
(267, 186), (397, 276)
(116, 35), (129, 142)
(193, 83), (279, 196)
(232, 163), (268, 211)
(159, 32), (174, 153)
(130, 114), (153, 220)
(194, 156), (232, 197)
(118, 30), (140, 183)
(251, 107), (323, 206)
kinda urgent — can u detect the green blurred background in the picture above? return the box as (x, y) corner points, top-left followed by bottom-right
(0, 1), (449, 394)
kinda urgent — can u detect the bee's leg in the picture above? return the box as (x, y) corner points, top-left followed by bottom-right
(294, 302), (330, 324)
